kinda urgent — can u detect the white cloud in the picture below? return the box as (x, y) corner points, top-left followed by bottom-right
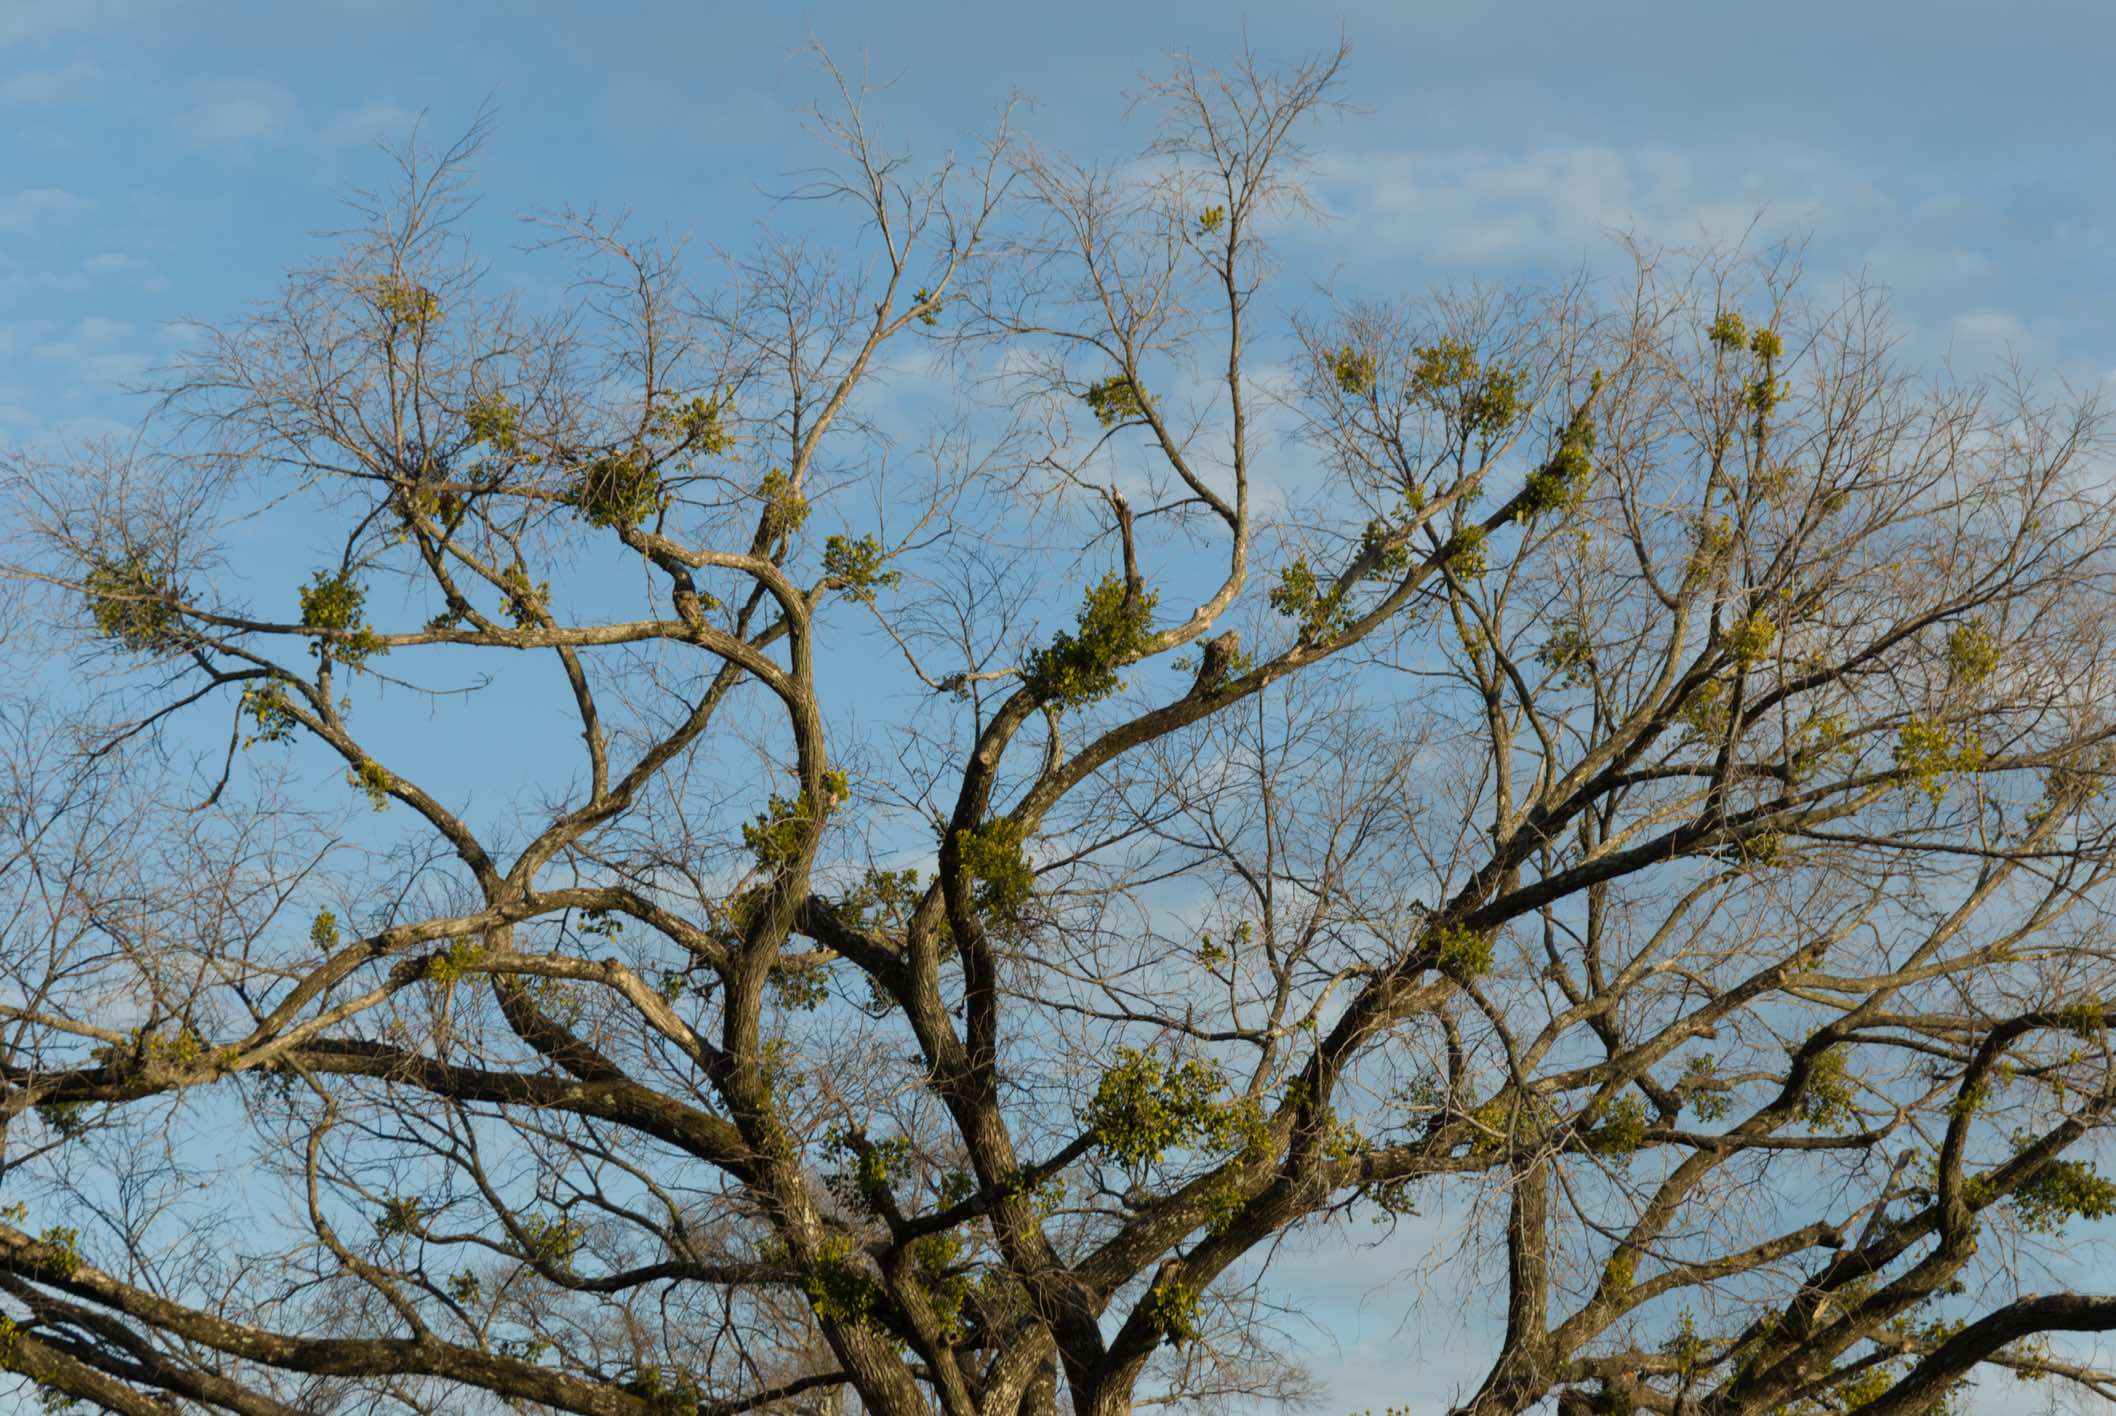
(176, 79), (294, 151)
(0, 57), (103, 106)
(0, 186), (84, 230)
(0, 0), (160, 46)
(25, 316), (151, 389)
(78, 251), (166, 293)
(47, 412), (136, 444)
(1940, 307), (2051, 375)
(73, 315), (132, 342)
(1278, 138), (2094, 389)
(320, 98), (418, 148)
(1306, 144), (1847, 271)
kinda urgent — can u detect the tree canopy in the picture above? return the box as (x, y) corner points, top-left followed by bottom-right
(5, 45), (2116, 1416)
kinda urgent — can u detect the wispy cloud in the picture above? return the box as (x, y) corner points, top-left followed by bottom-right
(73, 315), (134, 343)
(0, 57), (104, 106)
(28, 332), (150, 389)
(1942, 307), (2053, 374)
(320, 98), (419, 148)
(1306, 144), (1848, 270)
(79, 251), (165, 292)
(0, 187), (85, 230)
(176, 79), (295, 152)
(0, 0), (161, 47)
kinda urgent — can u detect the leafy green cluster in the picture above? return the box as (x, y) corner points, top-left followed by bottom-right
(649, 388), (736, 456)
(36, 1227), (81, 1280)
(1083, 375), (1148, 429)
(241, 684), (300, 747)
(2058, 1001), (2108, 1039)
(1707, 311), (1750, 351)
(1585, 1095), (1650, 1156)
(571, 447), (662, 528)
(1750, 461), (1800, 504)
(801, 1235), (885, 1327)
(1142, 1275), (1202, 1343)
(1443, 524), (1489, 579)
(1024, 573), (1158, 708)
(1949, 1073), (1993, 1124)
(1707, 313), (1789, 440)
(1196, 206), (1225, 234)
(838, 865), (924, 932)
(1894, 718), (1985, 803)
(1744, 372), (1786, 429)
(496, 561), (552, 629)
(1411, 337), (1479, 392)
(464, 391), (523, 455)
(768, 958), (830, 1011)
(377, 1195), (422, 1238)
(1357, 517), (1414, 578)
(1409, 337), (1524, 441)
(424, 940), (487, 987)
(622, 1367), (707, 1415)
(1946, 618), (2001, 686)
(911, 1229), (973, 1339)
(393, 455), (464, 531)
(299, 570), (385, 668)
(497, 1334), (554, 1364)
(1331, 343), (1377, 396)
(370, 274), (442, 327)
(1537, 619), (1593, 687)
(1084, 1047), (1237, 1170)
(34, 1101), (89, 1141)
(956, 816), (1034, 920)
(1600, 1248), (1636, 1298)
(823, 1131), (912, 1214)
(1674, 678), (1730, 745)
(1514, 392), (1599, 521)
(822, 534), (900, 603)
(90, 1025), (209, 1078)
(1268, 556), (1350, 641)
(443, 1269), (482, 1307)
(519, 1213), (586, 1271)
(1431, 921), (1495, 976)
(1798, 1045), (1856, 1131)
(1723, 611), (1777, 669)
(2009, 1154), (2116, 1234)
(742, 770), (848, 869)
(86, 555), (182, 654)
(1785, 710), (1856, 784)
(309, 910), (340, 951)
(758, 468), (808, 538)
(1196, 920), (1252, 969)
(346, 758), (393, 810)
(1686, 515), (1736, 586)
(1738, 830), (1788, 868)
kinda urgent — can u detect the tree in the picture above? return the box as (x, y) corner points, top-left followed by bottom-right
(3, 44), (2116, 1416)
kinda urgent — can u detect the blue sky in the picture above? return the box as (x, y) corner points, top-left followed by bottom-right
(6, 0), (2116, 459)
(6, 2), (2116, 1410)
